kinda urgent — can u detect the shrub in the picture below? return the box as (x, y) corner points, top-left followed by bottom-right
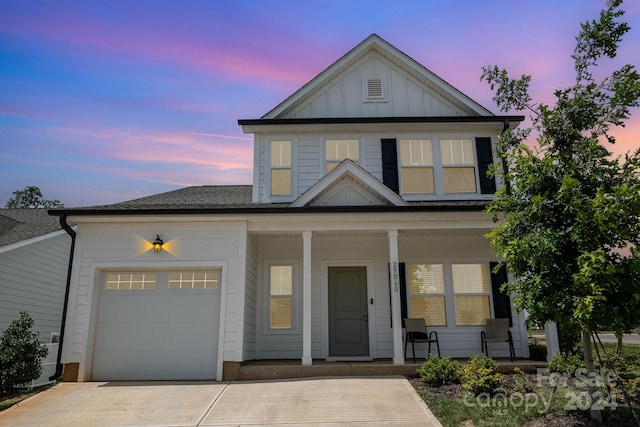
(548, 352), (585, 375)
(625, 377), (640, 402)
(417, 355), (461, 385)
(461, 354), (503, 396)
(595, 352), (640, 380)
(512, 367), (535, 394)
(528, 342), (547, 361)
(0, 311), (48, 394)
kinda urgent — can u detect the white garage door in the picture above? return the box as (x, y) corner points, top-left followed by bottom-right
(92, 271), (221, 381)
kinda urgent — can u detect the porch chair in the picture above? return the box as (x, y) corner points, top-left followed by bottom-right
(403, 318), (440, 362)
(481, 318), (515, 361)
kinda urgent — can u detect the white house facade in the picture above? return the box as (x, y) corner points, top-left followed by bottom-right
(51, 35), (529, 382)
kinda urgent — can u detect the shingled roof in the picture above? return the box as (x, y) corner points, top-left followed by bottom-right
(0, 208), (66, 247)
(48, 184), (490, 217)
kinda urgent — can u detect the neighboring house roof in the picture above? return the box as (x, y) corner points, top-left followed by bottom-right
(0, 208), (65, 247)
(49, 185), (491, 217)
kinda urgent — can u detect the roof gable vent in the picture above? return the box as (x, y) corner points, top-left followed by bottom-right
(364, 77), (386, 102)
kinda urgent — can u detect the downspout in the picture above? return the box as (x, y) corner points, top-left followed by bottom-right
(500, 119), (512, 195)
(49, 214), (75, 381)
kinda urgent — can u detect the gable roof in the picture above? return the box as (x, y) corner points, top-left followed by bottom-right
(0, 209), (66, 247)
(290, 159), (408, 207)
(261, 34), (493, 119)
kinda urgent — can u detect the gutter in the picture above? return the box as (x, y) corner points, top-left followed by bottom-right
(49, 213), (75, 381)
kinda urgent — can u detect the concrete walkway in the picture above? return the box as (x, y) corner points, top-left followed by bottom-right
(0, 376), (442, 426)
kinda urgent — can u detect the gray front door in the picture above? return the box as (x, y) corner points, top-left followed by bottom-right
(328, 267), (369, 356)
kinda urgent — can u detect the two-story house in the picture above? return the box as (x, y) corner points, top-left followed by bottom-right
(50, 34), (527, 382)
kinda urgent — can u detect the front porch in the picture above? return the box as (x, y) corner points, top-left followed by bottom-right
(223, 358), (547, 381)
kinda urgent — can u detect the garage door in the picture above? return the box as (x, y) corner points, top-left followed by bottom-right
(92, 271), (221, 381)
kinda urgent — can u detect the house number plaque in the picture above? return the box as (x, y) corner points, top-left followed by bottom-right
(392, 261), (399, 293)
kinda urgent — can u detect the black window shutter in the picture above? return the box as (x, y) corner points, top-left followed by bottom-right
(475, 137), (496, 194)
(490, 262), (512, 326)
(381, 138), (399, 193)
(389, 262), (408, 326)
(399, 262), (407, 320)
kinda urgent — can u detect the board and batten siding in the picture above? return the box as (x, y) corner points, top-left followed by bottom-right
(291, 53), (465, 119)
(0, 231), (71, 340)
(63, 221), (246, 380)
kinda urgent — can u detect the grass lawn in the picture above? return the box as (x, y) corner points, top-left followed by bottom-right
(0, 383), (56, 412)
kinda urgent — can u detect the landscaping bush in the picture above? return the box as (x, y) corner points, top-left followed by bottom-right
(0, 312), (48, 394)
(528, 342), (547, 361)
(417, 355), (461, 385)
(512, 367), (535, 394)
(548, 352), (585, 375)
(461, 354), (503, 396)
(595, 351), (640, 380)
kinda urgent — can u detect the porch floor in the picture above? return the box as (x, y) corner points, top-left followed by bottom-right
(225, 358), (547, 381)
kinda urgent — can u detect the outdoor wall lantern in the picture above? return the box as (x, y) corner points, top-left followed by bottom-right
(152, 235), (164, 253)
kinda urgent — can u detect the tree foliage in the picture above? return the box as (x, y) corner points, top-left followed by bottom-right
(5, 185), (63, 208)
(0, 312), (48, 393)
(482, 0), (640, 339)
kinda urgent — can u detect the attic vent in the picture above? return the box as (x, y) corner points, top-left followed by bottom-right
(364, 77), (386, 101)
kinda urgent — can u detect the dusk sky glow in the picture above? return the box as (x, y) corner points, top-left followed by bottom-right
(2, 0), (639, 207)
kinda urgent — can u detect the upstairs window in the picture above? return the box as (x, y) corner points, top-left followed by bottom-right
(400, 139), (435, 194)
(440, 139), (477, 193)
(326, 139), (359, 172)
(269, 265), (293, 329)
(270, 140), (291, 196)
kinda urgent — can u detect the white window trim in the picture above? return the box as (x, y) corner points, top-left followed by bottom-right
(404, 258), (495, 329)
(397, 135), (494, 201)
(322, 137), (364, 174)
(405, 262), (447, 327)
(262, 259), (300, 335)
(265, 137), (297, 202)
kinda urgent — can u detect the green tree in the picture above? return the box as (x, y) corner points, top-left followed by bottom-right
(0, 312), (49, 394)
(481, 0), (640, 420)
(5, 185), (63, 208)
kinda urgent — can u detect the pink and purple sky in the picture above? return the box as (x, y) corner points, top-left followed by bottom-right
(1, 0), (639, 207)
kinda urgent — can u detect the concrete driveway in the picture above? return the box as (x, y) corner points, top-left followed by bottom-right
(0, 376), (442, 426)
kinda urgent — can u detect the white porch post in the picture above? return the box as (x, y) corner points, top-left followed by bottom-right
(302, 231), (312, 365)
(388, 230), (404, 365)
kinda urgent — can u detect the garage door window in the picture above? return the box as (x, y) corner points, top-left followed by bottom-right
(105, 273), (156, 290)
(169, 271), (220, 289)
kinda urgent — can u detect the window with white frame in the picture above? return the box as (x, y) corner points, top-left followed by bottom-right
(407, 263), (446, 326)
(168, 270), (220, 289)
(105, 272), (156, 290)
(440, 139), (477, 193)
(399, 139), (435, 194)
(270, 140), (291, 196)
(326, 139), (359, 172)
(452, 264), (491, 326)
(269, 265), (293, 329)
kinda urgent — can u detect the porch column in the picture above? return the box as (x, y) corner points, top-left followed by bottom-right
(302, 231), (312, 365)
(388, 230), (404, 365)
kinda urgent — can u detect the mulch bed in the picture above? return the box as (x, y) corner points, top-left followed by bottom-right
(408, 375), (639, 427)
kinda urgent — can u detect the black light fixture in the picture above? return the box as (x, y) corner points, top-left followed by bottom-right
(152, 235), (164, 253)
